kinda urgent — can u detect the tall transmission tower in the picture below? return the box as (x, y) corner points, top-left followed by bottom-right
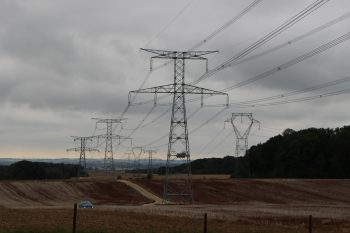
(129, 49), (228, 204)
(67, 136), (99, 177)
(225, 113), (260, 157)
(92, 118), (132, 172)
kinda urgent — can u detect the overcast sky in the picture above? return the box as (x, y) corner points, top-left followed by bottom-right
(0, 0), (350, 160)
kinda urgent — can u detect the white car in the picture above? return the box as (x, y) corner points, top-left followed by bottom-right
(79, 200), (93, 208)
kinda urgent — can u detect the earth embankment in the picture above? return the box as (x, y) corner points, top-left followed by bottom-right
(0, 179), (150, 208)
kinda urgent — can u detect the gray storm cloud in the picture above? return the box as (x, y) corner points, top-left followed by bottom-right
(0, 0), (349, 158)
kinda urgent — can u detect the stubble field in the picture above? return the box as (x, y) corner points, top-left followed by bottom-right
(1, 174), (350, 233)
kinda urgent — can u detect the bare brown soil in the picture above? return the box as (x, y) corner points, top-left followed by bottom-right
(1, 176), (350, 232)
(0, 178), (150, 208)
(135, 178), (350, 205)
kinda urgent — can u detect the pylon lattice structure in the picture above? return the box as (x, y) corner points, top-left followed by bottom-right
(225, 113), (260, 157)
(67, 136), (99, 177)
(129, 49), (229, 204)
(124, 152), (134, 171)
(143, 149), (157, 176)
(92, 118), (132, 172)
(132, 146), (143, 175)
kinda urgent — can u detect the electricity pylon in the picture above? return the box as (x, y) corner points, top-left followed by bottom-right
(67, 136), (99, 177)
(132, 146), (143, 175)
(129, 49), (229, 204)
(125, 152), (134, 171)
(225, 113), (260, 157)
(143, 149), (157, 176)
(92, 118), (132, 172)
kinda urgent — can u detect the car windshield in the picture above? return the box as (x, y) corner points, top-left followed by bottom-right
(80, 201), (92, 205)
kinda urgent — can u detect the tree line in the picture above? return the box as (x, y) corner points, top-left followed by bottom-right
(163, 126), (350, 178)
(0, 160), (83, 180)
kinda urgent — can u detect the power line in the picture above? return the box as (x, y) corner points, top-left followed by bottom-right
(206, 130), (232, 155)
(139, 106), (223, 148)
(181, 31), (350, 107)
(143, 0), (195, 48)
(191, 0), (330, 85)
(189, 0), (263, 50)
(132, 5), (342, 108)
(197, 127), (225, 155)
(124, 107), (171, 131)
(121, 28), (349, 147)
(232, 75), (350, 105)
(222, 32), (350, 91)
(236, 87), (350, 108)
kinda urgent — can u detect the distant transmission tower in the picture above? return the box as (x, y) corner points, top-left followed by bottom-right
(92, 118), (132, 172)
(125, 151), (134, 171)
(225, 113), (260, 157)
(132, 146), (143, 176)
(143, 149), (157, 177)
(130, 49), (228, 204)
(67, 136), (98, 177)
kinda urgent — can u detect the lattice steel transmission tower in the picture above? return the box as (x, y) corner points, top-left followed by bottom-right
(143, 149), (157, 176)
(67, 136), (98, 177)
(132, 146), (143, 175)
(92, 118), (131, 172)
(225, 113), (260, 157)
(129, 49), (228, 204)
(125, 151), (134, 171)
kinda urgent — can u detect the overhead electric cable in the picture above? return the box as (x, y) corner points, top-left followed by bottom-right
(133, 4), (341, 107)
(151, 0), (264, 71)
(206, 130), (232, 155)
(233, 75), (350, 105)
(221, 31), (350, 92)
(232, 86), (350, 108)
(191, 0), (330, 85)
(197, 127), (226, 155)
(222, 11), (350, 71)
(143, 0), (195, 48)
(140, 106), (226, 148)
(189, 0), (263, 50)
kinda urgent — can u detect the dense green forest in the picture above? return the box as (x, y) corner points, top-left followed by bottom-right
(164, 126), (350, 178)
(243, 126), (350, 178)
(0, 160), (84, 180)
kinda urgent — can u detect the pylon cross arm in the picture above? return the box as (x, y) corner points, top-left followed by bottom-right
(130, 84), (174, 94)
(66, 148), (80, 152)
(94, 134), (132, 145)
(91, 118), (126, 123)
(129, 84), (229, 106)
(66, 148), (99, 152)
(141, 48), (218, 58)
(183, 84), (227, 95)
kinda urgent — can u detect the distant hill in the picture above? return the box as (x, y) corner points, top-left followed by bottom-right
(166, 126), (350, 178)
(0, 160), (82, 180)
(0, 158), (167, 171)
